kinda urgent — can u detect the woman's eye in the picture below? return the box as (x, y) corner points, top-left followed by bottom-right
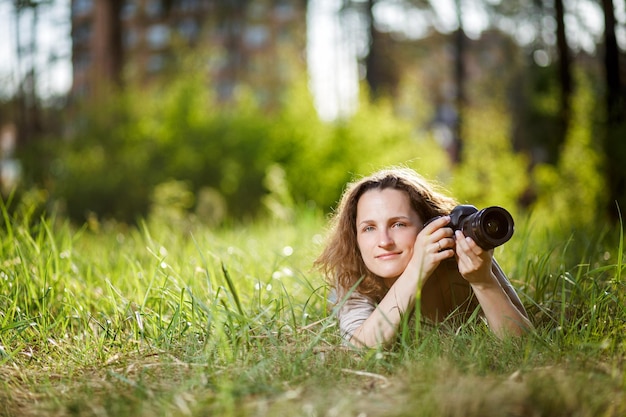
(363, 226), (375, 232)
(392, 222), (406, 228)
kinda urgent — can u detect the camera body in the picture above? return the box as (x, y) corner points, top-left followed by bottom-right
(447, 205), (515, 250)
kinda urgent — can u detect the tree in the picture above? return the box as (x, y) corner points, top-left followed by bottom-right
(601, 0), (622, 123)
(451, 0), (466, 163)
(554, 0), (572, 132)
(341, 0), (466, 162)
(91, 0), (123, 94)
(600, 0), (626, 220)
(486, 0), (574, 164)
(361, 0), (402, 99)
(10, 0), (52, 143)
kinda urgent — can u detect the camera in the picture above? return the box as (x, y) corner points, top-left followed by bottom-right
(446, 205), (514, 250)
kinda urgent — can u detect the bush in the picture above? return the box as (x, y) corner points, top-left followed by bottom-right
(22, 68), (606, 231)
(39, 75), (452, 224)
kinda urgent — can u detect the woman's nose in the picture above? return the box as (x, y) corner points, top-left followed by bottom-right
(378, 230), (394, 247)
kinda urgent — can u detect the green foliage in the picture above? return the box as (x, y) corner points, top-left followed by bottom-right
(25, 60), (605, 231)
(530, 72), (606, 232)
(281, 84), (448, 212)
(517, 64), (566, 166)
(52, 89), (159, 221)
(148, 179), (197, 230)
(39, 75), (454, 224)
(262, 164), (296, 222)
(449, 103), (530, 215)
(51, 75), (303, 223)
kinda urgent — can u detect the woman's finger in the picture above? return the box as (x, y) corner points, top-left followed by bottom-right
(422, 215), (450, 234)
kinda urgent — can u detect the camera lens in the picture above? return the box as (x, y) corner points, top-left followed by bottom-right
(448, 204), (514, 250)
(461, 206), (514, 249)
(483, 211), (509, 240)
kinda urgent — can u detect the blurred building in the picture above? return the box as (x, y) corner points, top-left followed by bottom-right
(70, 0), (306, 105)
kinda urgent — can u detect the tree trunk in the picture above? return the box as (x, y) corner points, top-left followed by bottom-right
(109, 0), (123, 87)
(554, 0), (572, 130)
(361, 0), (401, 99)
(93, 0), (123, 92)
(364, 0), (381, 98)
(451, 0), (465, 164)
(602, 0), (621, 122)
(13, 1), (42, 143)
(601, 0), (626, 221)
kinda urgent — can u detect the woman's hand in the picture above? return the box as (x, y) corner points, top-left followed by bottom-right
(453, 230), (494, 286)
(408, 215), (455, 289)
(454, 229), (533, 337)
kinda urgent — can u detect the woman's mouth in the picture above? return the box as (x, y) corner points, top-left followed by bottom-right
(376, 252), (401, 260)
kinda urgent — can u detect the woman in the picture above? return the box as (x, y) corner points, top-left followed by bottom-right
(315, 167), (531, 347)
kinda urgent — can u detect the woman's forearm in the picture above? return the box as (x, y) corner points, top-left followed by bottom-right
(470, 273), (533, 337)
(350, 271), (420, 347)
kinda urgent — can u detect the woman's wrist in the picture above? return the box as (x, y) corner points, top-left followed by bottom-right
(401, 261), (426, 293)
(467, 272), (500, 292)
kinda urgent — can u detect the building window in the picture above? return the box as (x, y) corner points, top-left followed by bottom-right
(121, 2), (137, 20)
(146, 24), (170, 49)
(243, 25), (268, 49)
(72, 0), (93, 16)
(275, 3), (295, 21)
(180, 0), (201, 13)
(178, 18), (199, 41)
(145, 0), (164, 18)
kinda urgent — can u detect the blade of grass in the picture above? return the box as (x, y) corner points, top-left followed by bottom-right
(220, 263), (244, 318)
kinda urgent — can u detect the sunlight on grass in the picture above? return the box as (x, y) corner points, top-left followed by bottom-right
(1, 202), (625, 416)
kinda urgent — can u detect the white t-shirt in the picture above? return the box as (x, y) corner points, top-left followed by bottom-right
(335, 291), (376, 341)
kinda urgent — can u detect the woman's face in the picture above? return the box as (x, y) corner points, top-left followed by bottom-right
(355, 188), (423, 284)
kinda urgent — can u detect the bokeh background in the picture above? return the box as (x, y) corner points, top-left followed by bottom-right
(1, 0), (625, 231)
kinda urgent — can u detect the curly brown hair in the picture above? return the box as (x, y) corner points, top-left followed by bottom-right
(314, 167), (458, 302)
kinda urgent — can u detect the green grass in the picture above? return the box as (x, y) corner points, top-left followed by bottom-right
(1, 205), (625, 417)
